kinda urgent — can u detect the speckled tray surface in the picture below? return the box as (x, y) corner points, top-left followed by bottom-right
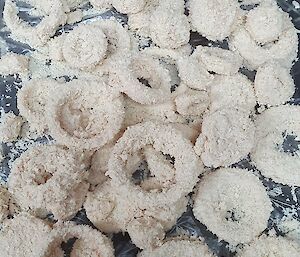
(0, 0), (299, 256)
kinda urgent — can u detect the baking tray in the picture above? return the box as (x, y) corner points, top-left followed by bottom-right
(0, 0), (299, 256)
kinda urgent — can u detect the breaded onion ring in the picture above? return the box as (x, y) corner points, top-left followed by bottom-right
(149, 0), (190, 49)
(114, 53), (174, 105)
(251, 105), (300, 186)
(84, 180), (188, 249)
(17, 79), (60, 133)
(254, 62), (295, 106)
(189, 0), (239, 41)
(62, 25), (108, 70)
(3, 0), (68, 47)
(0, 53), (29, 76)
(107, 122), (201, 208)
(0, 213), (52, 257)
(209, 74), (256, 114)
(193, 168), (272, 245)
(8, 145), (89, 220)
(138, 239), (214, 257)
(230, 3), (298, 70)
(0, 186), (10, 223)
(46, 223), (114, 257)
(46, 79), (124, 149)
(195, 109), (255, 167)
(236, 236), (300, 257)
(0, 112), (23, 143)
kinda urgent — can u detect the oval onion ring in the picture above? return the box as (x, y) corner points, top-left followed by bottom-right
(8, 145), (89, 220)
(107, 121), (201, 208)
(189, 0), (239, 41)
(193, 168), (272, 245)
(254, 62), (295, 106)
(113, 0), (146, 14)
(195, 109), (255, 168)
(3, 0), (68, 47)
(17, 78), (60, 133)
(251, 105), (300, 186)
(46, 79), (124, 149)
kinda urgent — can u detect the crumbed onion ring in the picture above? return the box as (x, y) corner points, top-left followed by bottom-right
(45, 223), (114, 257)
(113, 0), (146, 14)
(0, 213), (52, 257)
(84, 180), (188, 249)
(138, 239), (214, 257)
(230, 4), (298, 70)
(209, 74), (256, 114)
(115, 53), (174, 105)
(8, 145), (89, 220)
(251, 105), (300, 186)
(3, 0), (68, 47)
(245, 2), (285, 45)
(149, 0), (190, 49)
(46, 79), (124, 149)
(195, 109), (255, 168)
(192, 46), (243, 75)
(193, 168), (272, 245)
(189, 0), (239, 41)
(254, 62), (295, 106)
(236, 236), (300, 257)
(107, 122), (200, 208)
(17, 79), (60, 133)
(62, 25), (108, 70)
(0, 53), (29, 76)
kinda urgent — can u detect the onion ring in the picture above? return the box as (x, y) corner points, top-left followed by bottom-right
(195, 109), (255, 167)
(3, 0), (68, 47)
(0, 213), (52, 257)
(245, 2), (285, 45)
(209, 74), (256, 114)
(192, 46), (243, 75)
(0, 186), (10, 223)
(114, 53), (174, 105)
(193, 168), (273, 245)
(8, 145), (89, 220)
(46, 79), (124, 149)
(107, 121), (201, 208)
(251, 105), (300, 186)
(254, 62), (295, 106)
(236, 236), (300, 257)
(45, 223), (114, 257)
(138, 239), (214, 257)
(17, 78), (60, 133)
(189, 0), (239, 41)
(84, 180), (188, 249)
(230, 3), (298, 70)
(90, 0), (112, 10)
(149, 0), (190, 49)
(62, 24), (108, 70)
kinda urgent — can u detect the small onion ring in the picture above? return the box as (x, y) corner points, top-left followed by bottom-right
(193, 168), (272, 245)
(251, 105), (300, 186)
(113, 0), (146, 14)
(8, 145), (89, 220)
(3, 0), (68, 47)
(195, 109), (255, 168)
(46, 79), (124, 149)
